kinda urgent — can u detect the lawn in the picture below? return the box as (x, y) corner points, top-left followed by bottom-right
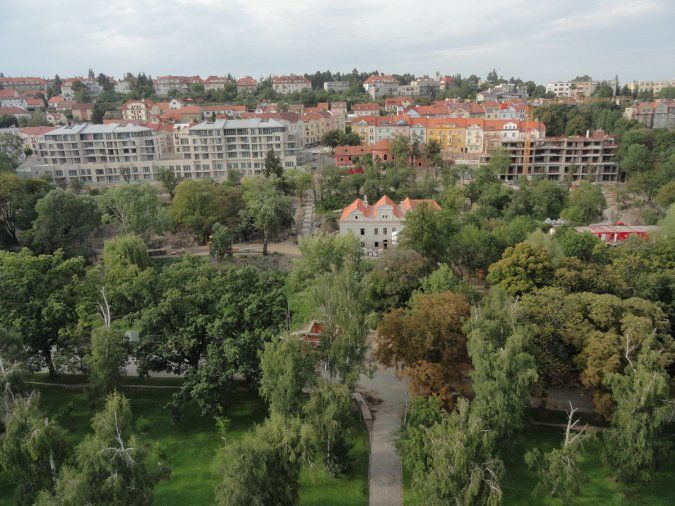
(0, 379), (368, 506)
(403, 409), (675, 505)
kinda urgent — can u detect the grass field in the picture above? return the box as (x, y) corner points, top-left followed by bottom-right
(404, 409), (675, 505)
(0, 380), (368, 506)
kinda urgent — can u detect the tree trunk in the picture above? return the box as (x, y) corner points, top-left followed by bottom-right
(262, 233), (269, 256)
(43, 346), (56, 377)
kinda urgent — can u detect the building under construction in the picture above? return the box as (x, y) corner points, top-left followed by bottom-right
(500, 129), (619, 182)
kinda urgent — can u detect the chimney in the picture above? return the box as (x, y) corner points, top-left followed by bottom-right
(363, 195), (368, 206)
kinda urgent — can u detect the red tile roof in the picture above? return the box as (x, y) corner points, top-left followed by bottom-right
(364, 74), (399, 85)
(340, 195), (440, 221)
(19, 126), (56, 135)
(0, 89), (20, 99)
(0, 107), (29, 115)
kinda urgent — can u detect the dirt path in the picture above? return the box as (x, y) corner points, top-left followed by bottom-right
(357, 351), (408, 506)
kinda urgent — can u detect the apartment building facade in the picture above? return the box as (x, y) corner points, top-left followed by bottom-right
(25, 119), (298, 186)
(153, 75), (202, 96)
(627, 80), (675, 94)
(500, 130), (619, 182)
(624, 100), (675, 130)
(0, 77), (48, 92)
(272, 75), (312, 95)
(236, 76), (258, 94)
(324, 81), (349, 93)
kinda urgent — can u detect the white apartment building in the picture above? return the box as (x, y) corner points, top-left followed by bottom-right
(0, 90), (28, 109)
(24, 119), (298, 186)
(546, 81), (572, 97)
(339, 196), (441, 251)
(272, 75), (312, 95)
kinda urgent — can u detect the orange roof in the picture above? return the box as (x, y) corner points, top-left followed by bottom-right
(353, 103), (379, 111)
(364, 74), (399, 85)
(400, 197), (441, 213)
(19, 126), (56, 135)
(0, 89), (20, 99)
(237, 76), (258, 86)
(336, 145), (372, 156)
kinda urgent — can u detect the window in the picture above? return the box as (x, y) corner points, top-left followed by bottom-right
(360, 228), (365, 236)
(374, 241), (379, 248)
(383, 228), (387, 235)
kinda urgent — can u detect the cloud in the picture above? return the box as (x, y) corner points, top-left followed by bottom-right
(0, 0), (673, 82)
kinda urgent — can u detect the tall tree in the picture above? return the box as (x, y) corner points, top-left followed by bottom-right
(258, 336), (315, 417)
(28, 189), (101, 259)
(0, 173), (52, 246)
(0, 249), (93, 377)
(99, 184), (166, 239)
(602, 336), (673, 482)
(216, 414), (302, 506)
(0, 393), (68, 505)
(242, 175), (292, 255)
(39, 392), (168, 505)
(525, 404), (591, 504)
(169, 179), (224, 245)
(486, 242), (555, 296)
(376, 291), (471, 405)
(263, 149), (284, 178)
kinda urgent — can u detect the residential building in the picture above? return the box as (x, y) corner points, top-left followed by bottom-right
(476, 83), (527, 102)
(204, 76), (232, 91)
(626, 80), (675, 94)
(114, 80), (132, 94)
(339, 195), (440, 250)
(324, 81), (349, 93)
(624, 100), (675, 130)
(236, 76), (258, 94)
(546, 81), (572, 97)
(352, 103), (380, 116)
(45, 110), (68, 125)
(71, 103), (94, 122)
(153, 75), (202, 96)
(61, 78), (102, 100)
(574, 225), (657, 244)
(18, 126), (56, 154)
(272, 75), (312, 95)
(363, 74), (400, 99)
(0, 89), (28, 109)
(410, 76), (440, 96)
(0, 77), (48, 93)
(121, 99), (155, 121)
(500, 130), (619, 182)
(0, 106), (30, 121)
(439, 75), (455, 90)
(23, 118), (298, 186)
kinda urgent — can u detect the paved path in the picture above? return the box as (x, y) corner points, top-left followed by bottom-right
(357, 360), (408, 506)
(299, 191), (315, 237)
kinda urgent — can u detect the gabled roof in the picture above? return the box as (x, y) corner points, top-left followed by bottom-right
(0, 89), (21, 99)
(236, 76), (258, 86)
(340, 195), (440, 222)
(364, 74), (399, 85)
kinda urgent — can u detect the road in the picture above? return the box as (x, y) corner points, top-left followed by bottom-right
(357, 356), (408, 506)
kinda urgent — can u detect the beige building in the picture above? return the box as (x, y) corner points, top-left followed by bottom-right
(627, 80), (675, 94)
(272, 75), (312, 95)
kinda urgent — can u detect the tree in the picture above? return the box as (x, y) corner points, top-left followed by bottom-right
(156, 169), (180, 198)
(309, 261), (369, 384)
(0, 249), (92, 377)
(242, 175), (292, 255)
(525, 404), (591, 504)
(404, 398), (504, 505)
(619, 144), (652, 175)
(87, 288), (126, 397)
(367, 247), (433, 312)
(486, 242), (555, 296)
(399, 202), (445, 263)
(29, 189), (101, 258)
(0, 133), (24, 171)
(0, 173), (52, 246)
(169, 179), (223, 244)
(467, 289), (538, 439)
(602, 336), (673, 483)
(258, 336), (315, 417)
(560, 182), (606, 225)
(291, 232), (362, 288)
(0, 327), (31, 413)
(99, 183), (166, 239)
(216, 414), (302, 506)
(134, 257), (287, 417)
(564, 114), (590, 136)
(103, 234), (151, 270)
(302, 380), (354, 475)
(263, 149), (283, 178)
(0, 393), (68, 505)
(655, 180), (675, 209)
(210, 222), (234, 260)
(285, 169), (313, 204)
(41, 392), (168, 505)
(376, 291), (471, 405)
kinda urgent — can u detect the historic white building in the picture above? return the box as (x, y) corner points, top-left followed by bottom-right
(338, 195), (441, 251)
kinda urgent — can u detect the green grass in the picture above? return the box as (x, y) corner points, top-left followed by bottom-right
(0, 380), (368, 506)
(403, 412), (675, 506)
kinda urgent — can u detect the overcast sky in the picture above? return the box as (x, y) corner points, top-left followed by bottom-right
(1, 0), (673, 83)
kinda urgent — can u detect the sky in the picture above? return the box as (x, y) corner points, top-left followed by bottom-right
(1, 0), (674, 84)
